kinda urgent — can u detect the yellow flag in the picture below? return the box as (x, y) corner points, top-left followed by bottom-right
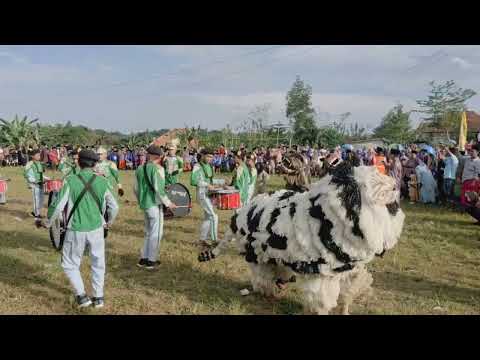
(459, 111), (468, 151)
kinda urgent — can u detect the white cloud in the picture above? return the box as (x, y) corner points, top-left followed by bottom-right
(451, 56), (472, 69)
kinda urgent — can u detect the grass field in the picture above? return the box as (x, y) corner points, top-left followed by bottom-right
(0, 167), (479, 315)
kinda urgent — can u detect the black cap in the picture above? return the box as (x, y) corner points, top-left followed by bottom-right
(78, 149), (99, 162)
(200, 148), (214, 156)
(30, 148), (41, 156)
(146, 144), (164, 156)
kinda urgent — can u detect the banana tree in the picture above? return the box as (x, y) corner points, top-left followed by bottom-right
(0, 115), (40, 150)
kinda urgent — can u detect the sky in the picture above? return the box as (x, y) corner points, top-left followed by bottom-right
(1, 45), (480, 134)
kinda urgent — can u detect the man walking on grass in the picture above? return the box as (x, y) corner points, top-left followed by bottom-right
(134, 145), (177, 270)
(42, 149), (119, 309)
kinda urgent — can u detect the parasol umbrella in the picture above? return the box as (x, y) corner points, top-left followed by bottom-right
(420, 144), (436, 156)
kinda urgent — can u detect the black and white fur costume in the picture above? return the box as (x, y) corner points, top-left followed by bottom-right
(199, 162), (405, 314)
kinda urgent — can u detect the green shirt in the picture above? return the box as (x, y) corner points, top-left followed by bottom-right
(134, 162), (172, 210)
(46, 169), (119, 232)
(58, 158), (79, 179)
(24, 161), (44, 185)
(163, 155), (184, 186)
(191, 162), (213, 188)
(95, 160), (120, 188)
(232, 163), (250, 205)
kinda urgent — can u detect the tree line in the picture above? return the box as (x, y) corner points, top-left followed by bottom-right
(1, 78), (476, 150)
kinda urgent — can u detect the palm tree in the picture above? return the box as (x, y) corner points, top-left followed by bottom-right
(0, 115), (40, 150)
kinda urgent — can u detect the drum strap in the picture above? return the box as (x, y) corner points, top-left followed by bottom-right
(65, 174), (102, 228)
(143, 163), (157, 197)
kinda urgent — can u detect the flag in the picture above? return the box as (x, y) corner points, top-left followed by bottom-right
(459, 111), (468, 151)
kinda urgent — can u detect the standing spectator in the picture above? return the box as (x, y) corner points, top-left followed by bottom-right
(443, 147), (459, 205)
(373, 147), (387, 175)
(415, 159), (437, 204)
(182, 147), (191, 172)
(457, 144), (480, 206)
(364, 147), (375, 166)
(138, 147), (147, 166)
(41, 145), (50, 166)
(256, 163), (270, 194)
(218, 144), (226, 157)
(118, 148), (126, 170)
(49, 146), (59, 172)
(436, 149), (446, 204)
(0, 146), (4, 167)
(387, 149), (403, 200)
(212, 152), (222, 174)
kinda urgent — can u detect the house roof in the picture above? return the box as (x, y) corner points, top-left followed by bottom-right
(466, 111), (480, 131)
(418, 110), (480, 133)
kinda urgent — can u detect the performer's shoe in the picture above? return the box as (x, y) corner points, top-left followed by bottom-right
(91, 297), (104, 308)
(137, 258), (148, 268)
(145, 260), (160, 270)
(75, 294), (92, 308)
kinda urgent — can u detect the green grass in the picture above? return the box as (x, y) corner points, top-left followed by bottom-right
(0, 167), (479, 314)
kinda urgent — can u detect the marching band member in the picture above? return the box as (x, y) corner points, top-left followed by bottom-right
(163, 143), (184, 186)
(24, 149), (50, 218)
(95, 146), (124, 197)
(42, 149), (119, 308)
(59, 149), (80, 179)
(231, 151), (251, 208)
(134, 145), (177, 270)
(190, 148), (218, 247)
(246, 152), (257, 203)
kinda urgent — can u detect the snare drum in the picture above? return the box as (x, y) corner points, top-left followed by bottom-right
(0, 180), (7, 204)
(44, 179), (63, 194)
(210, 189), (241, 210)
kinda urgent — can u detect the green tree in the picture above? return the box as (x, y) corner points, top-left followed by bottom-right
(416, 80), (476, 128)
(0, 115), (40, 149)
(374, 104), (413, 144)
(316, 127), (345, 148)
(286, 75), (318, 144)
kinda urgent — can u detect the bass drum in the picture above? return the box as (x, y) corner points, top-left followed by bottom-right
(48, 191), (67, 251)
(47, 192), (109, 252)
(164, 183), (192, 219)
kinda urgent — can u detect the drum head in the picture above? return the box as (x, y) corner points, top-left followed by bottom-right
(48, 191), (66, 251)
(164, 183), (192, 218)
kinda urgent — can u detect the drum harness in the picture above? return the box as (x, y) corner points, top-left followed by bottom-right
(143, 163), (158, 200)
(60, 174), (104, 241)
(34, 161), (44, 186)
(143, 163), (173, 216)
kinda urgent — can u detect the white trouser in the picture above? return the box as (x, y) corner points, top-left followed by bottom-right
(142, 206), (164, 262)
(247, 185), (255, 204)
(62, 227), (105, 298)
(198, 192), (218, 242)
(31, 184), (44, 217)
(0, 191), (6, 204)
